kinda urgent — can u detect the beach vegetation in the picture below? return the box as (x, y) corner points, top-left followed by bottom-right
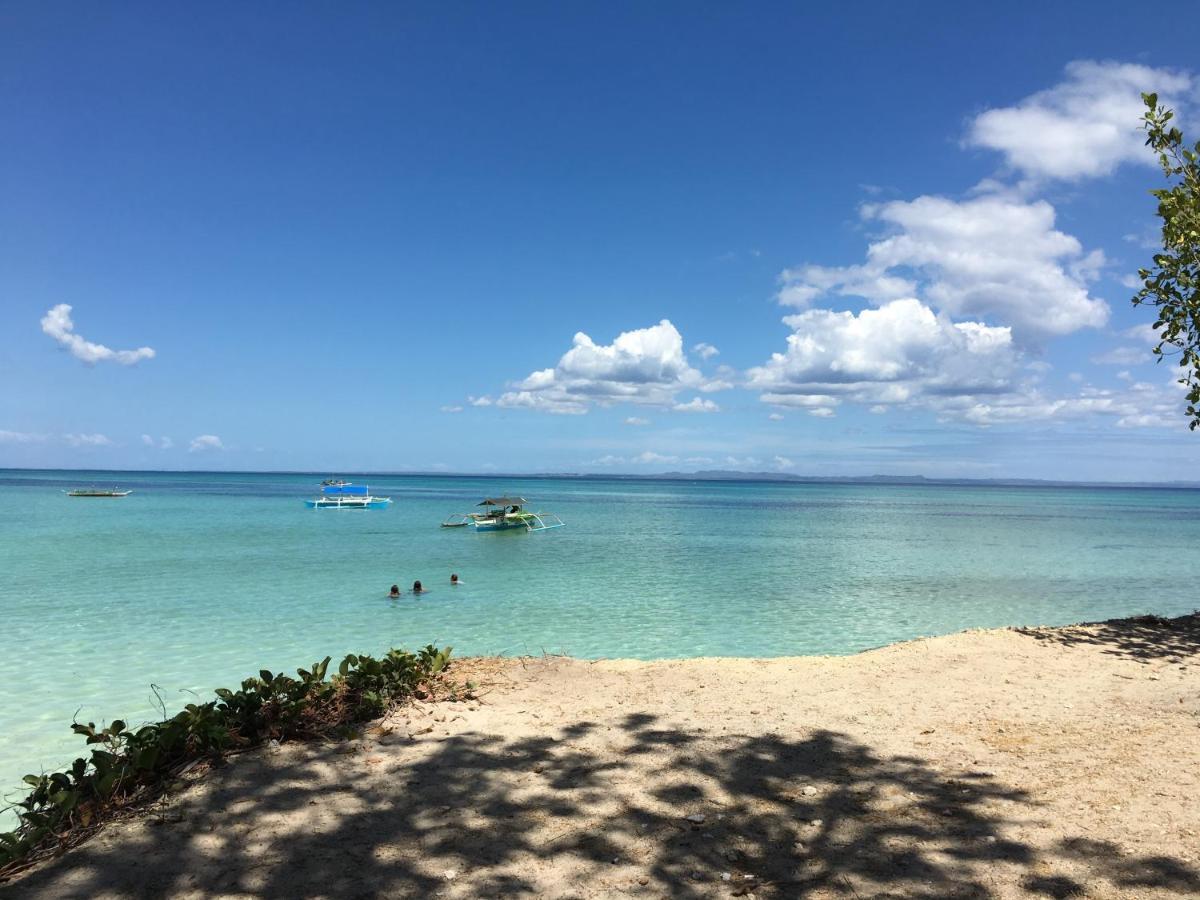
(1135, 93), (1200, 429)
(0, 644), (451, 874)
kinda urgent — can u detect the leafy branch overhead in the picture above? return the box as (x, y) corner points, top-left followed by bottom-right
(1135, 92), (1200, 430)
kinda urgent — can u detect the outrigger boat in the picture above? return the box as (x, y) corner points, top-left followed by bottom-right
(441, 496), (564, 532)
(64, 487), (132, 498)
(305, 483), (391, 509)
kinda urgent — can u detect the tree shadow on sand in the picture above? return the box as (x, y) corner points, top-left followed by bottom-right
(7, 711), (1198, 899)
(1015, 612), (1200, 664)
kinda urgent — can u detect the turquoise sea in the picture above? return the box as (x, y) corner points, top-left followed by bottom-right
(2, 469), (1199, 813)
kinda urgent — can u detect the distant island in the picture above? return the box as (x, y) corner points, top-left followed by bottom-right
(6, 466), (1199, 490)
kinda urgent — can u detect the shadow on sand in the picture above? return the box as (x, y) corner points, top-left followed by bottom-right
(6, 711), (1198, 898)
(1016, 612), (1200, 664)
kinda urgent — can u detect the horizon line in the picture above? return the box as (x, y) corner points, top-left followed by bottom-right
(2, 466), (1199, 490)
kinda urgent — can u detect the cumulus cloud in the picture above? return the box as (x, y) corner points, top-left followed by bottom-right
(778, 195), (1109, 337)
(966, 60), (1195, 181)
(768, 413), (784, 421)
(64, 433), (113, 447)
(624, 416), (651, 426)
(440, 405), (464, 413)
(672, 397), (719, 413)
(490, 320), (724, 414)
(692, 342), (720, 360)
(141, 434), (173, 449)
(773, 455), (795, 469)
(189, 434), (224, 452)
(748, 298), (1020, 416)
(40, 305), (155, 366)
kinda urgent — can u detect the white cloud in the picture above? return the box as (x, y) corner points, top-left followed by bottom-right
(0, 430), (47, 443)
(808, 407), (836, 418)
(189, 434), (224, 452)
(440, 405), (464, 413)
(672, 397), (719, 413)
(778, 195), (1109, 337)
(723, 456), (761, 468)
(467, 395), (493, 407)
(141, 434), (154, 446)
(1091, 345), (1148, 366)
(692, 342), (720, 360)
(768, 413), (784, 421)
(491, 320), (724, 414)
(64, 433), (113, 447)
(40, 304), (155, 366)
(624, 416), (651, 426)
(589, 454), (625, 466)
(633, 451), (678, 465)
(966, 60), (1195, 181)
(749, 298), (1020, 415)
(773, 455), (795, 469)
(142, 434), (173, 449)
(684, 456), (714, 466)
(588, 450), (683, 466)
(941, 379), (1185, 429)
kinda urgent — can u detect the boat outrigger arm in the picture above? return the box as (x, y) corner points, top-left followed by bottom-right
(441, 496), (565, 532)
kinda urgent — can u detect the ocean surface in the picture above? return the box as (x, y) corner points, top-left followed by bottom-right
(2, 469), (1198, 815)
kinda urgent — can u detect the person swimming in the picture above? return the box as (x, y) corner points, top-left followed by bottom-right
(450, 573), (460, 585)
(412, 580), (424, 594)
(389, 584), (400, 598)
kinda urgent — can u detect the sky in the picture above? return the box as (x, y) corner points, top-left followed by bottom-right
(2, 2), (1199, 480)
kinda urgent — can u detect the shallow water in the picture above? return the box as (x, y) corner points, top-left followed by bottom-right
(1, 469), (1198, 810)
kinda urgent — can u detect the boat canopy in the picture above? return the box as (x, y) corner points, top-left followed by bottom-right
(323, 484), (368, 496)
(478, 496), (526, 507)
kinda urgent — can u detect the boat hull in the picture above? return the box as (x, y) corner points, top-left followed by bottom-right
(304, 497), (392, 509)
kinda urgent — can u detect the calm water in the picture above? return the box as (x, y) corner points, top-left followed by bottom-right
(2, 469), (1198, 812)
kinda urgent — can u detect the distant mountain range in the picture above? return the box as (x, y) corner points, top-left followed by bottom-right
(5, 467), (1199, 489)
(552, 470), (1200, 489)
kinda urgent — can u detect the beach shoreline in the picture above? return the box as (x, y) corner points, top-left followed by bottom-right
(5, 613), (1199, 898)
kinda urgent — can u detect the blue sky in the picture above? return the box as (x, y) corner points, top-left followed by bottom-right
(2, 2), (1199, 480)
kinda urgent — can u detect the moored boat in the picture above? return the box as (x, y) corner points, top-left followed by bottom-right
(442, 496), (564, 532)
(64, 488), (132, 498)
(305, 483), (391, 509)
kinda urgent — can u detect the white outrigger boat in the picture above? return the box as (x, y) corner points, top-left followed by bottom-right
(441, 496), (564, 532)
(64, 487), (132, 498)
(305, 483), (391, 509)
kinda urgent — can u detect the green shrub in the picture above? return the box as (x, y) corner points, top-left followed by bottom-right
(0, 644), (450, 872)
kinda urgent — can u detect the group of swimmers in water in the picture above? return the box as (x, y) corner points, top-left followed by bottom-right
(389, 573), (460, 598)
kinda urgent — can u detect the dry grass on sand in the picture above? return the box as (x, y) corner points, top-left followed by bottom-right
(4, 614), (1200, 899)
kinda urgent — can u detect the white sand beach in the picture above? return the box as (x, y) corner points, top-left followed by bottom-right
(5, 615), (1199, 899)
